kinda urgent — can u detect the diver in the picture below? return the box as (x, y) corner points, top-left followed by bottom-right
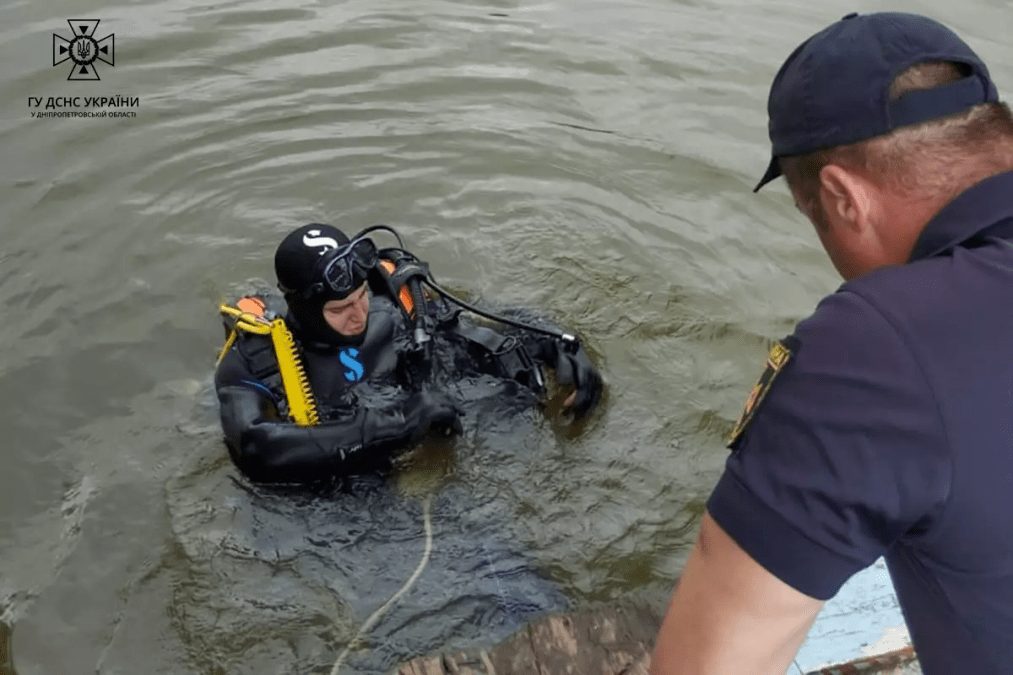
(214, 223), (603, 484)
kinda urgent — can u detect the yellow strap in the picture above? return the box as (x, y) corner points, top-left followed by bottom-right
(220, 303), (272, 331)
(216, 330), (237, 365)
(217, 303), (272, 363)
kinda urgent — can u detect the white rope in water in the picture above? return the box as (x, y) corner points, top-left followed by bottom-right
(330, 494), (434, 675)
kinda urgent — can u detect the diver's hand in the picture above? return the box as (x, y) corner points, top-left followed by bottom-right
(554, 344), (603, 418)
(403, 390), (463, 442)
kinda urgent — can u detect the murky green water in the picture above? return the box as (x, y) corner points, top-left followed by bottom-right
(1, 1), (1009, 673)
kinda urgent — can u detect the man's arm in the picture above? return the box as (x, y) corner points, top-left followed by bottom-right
(650, 511), (823, 675)
(217, 385), (432, 483)
(214, 345), (459, 484)
(380, 249), (604, 417)
(489, 308), (604, 418)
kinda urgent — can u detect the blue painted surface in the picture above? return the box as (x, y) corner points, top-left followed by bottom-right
(793, 558), (911, 672)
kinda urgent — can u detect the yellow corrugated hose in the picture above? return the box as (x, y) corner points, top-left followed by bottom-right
(216, 303), (320, 426)
(268, 317), (320, 426)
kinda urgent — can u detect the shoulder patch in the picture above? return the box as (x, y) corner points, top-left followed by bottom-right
(727, 336), (798, 450)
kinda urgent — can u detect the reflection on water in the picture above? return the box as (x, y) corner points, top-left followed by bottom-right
(0, 0), (1008, 672)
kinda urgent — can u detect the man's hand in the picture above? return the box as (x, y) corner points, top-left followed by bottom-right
(554, 343), (603, 418)
(650, 511), (824, 675)
(403, 390), (463, 442)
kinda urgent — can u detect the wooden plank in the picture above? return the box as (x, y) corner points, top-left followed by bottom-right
(396, 559), (924, 674)
(793, 558), (919, 674)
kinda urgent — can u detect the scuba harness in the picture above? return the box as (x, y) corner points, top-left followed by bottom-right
(217, 225), (581, 427)
(217, 297), (321, 426)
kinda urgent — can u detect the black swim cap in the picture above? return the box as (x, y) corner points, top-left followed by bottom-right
(275, 224), (352, 298)
(275, 223), (368, 346)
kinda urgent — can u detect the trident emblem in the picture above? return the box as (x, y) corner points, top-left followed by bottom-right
(75, 40), (92, 62)
(53, 20), (114, 81)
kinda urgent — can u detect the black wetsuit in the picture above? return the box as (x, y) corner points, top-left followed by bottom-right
(214, 265), (599, 485)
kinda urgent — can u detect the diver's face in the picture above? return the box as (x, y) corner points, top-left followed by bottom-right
(322, 283), (369, 336)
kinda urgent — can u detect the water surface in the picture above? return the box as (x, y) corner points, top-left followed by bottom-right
(1, 0), (1009, 672)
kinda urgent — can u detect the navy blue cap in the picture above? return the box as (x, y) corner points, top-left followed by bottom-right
(754, 12), (998, 192)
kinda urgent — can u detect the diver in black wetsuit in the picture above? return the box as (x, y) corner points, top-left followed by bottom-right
(214, 223), (603, 485)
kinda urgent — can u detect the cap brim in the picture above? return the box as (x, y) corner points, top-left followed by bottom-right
(753, 155), (782, 192)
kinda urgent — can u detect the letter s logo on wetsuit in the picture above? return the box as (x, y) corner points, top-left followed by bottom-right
(339, 347), (364, 381)
(303, 229), (340, 255)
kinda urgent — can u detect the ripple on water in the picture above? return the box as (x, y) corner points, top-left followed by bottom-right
(9, 0), (1000, 672)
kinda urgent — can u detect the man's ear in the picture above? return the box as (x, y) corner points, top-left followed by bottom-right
(817, 164), (876, 234)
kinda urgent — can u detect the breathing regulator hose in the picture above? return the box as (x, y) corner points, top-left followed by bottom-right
(421, 277), (581, 354)
(351, 224), (582, 354)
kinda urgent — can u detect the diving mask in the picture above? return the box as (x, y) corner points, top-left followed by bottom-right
(302, 237), (378, 299)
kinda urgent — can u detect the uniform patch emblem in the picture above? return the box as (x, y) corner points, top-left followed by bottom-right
(727, 337), (797, 449)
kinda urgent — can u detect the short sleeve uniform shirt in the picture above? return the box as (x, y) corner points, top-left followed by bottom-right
(708, 171), (1013, 674)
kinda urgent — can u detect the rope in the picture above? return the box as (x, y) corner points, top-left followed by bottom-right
(330, 495), (434, 675)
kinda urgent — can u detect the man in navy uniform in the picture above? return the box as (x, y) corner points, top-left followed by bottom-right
(652, 12), (1013, 675)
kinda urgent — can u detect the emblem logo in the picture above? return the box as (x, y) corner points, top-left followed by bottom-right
(727, 337), (798, 450)
(339, 348), (364, 381)
(303, 229), (340, 254)
(53, 20), (114, 81)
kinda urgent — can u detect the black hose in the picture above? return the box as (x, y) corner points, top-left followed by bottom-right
(352, 224), (405, 249)
(350, 223), (580, 352)
(421, 278), (580, 352)
(409, 277), (432, 345)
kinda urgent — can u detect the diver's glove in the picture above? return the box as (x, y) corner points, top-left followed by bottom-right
(552, 340), (603, 418)
(403, 389), (463, 441)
